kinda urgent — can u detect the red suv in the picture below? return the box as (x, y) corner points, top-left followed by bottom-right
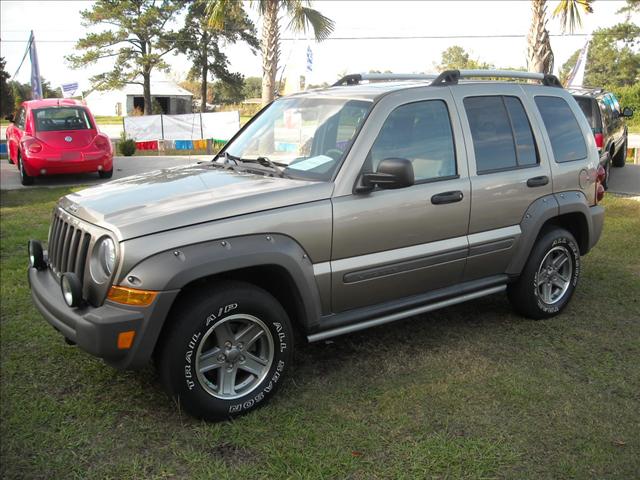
(5, 99), (113, 186)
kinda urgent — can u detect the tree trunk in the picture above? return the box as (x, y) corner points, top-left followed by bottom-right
(261, 0), (280, 105)
(527, 0), (554, 74)
(143, 70), (152, 115)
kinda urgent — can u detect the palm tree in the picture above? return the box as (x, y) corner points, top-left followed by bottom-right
(208, 0), (334, 105)
(527, 0), (593, 74)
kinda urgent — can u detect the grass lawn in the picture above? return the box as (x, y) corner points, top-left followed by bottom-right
(1, 190), (639, 479)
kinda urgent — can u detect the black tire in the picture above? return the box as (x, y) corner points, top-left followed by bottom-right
(507, 228), (580, 320)
(18, 153), (34, 186)
(157, 281), (294, 421)
(99, 168), (113, 179)
(612, 139), (627, 168)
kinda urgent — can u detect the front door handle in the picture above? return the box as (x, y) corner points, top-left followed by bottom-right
(431, 190), (464, 205)
(527, 175), (549, 187)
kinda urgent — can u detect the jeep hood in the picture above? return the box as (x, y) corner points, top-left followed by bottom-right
(59, 163), (333, 240)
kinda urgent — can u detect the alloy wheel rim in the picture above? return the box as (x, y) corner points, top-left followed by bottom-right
(195, 314), (274, 400)
(536, 245), (573, 305)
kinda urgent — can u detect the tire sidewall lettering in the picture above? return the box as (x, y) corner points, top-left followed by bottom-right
(533, 236), (580, 313)
(179, 299), (289, 410)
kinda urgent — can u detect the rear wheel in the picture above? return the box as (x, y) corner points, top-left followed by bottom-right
(508, 228), (580, 319)
(612, 139), (627, 168)
(157, 281), (294, 421)
(98, 168), (113, 179)
(18, 153), (34, 186)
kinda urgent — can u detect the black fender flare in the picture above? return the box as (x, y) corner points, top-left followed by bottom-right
(122, 233), (323, 329)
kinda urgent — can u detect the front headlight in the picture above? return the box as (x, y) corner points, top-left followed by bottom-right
(90, 236), (117, 283)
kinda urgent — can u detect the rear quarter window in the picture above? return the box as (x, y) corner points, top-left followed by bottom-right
(535, 96), (587, 163)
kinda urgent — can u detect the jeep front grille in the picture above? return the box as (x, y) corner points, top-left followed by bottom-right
(47, 211), (92, 279)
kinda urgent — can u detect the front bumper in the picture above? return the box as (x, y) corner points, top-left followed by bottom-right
(28, 266), (178, 369)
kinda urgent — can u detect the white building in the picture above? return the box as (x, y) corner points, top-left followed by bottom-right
(85, 79), (193, 117)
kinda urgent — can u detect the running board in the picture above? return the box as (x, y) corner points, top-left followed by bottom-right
(307, 285), (506, 342)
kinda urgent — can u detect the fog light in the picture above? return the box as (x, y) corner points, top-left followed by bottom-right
(40, 169), (47, 175)
(28, 240), (46, 270)
(98, 165), (103, 171)
(61, 272), (82, 308)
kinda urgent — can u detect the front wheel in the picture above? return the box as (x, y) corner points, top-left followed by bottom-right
(157, 281), (294, 421)
(612, 139), (627, 168)
(508, 228), (580, 319)
(18, 153), (34, 186)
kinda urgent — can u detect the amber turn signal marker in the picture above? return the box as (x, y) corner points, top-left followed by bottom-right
(117, 330), (136, 350)
(107, 286), (157, 306)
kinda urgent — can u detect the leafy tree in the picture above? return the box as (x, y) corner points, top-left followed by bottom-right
(559, 48), (581, 85)
(209, 0), (334, 105)
(617, 0), (640, 21)
(67, 0), (184, 115)
(437, 46), (494, 71)
(9, 79), (62, 111)
(584, 22), (640, 88)
(211, 77), (245, 104)
(527, 0), (593, 74)
(0, 57), (14, 117)
(242, 77), (262, 100)
(178, 0), (258, 112)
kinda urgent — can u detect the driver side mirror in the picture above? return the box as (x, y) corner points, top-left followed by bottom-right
(356, 157), (414, 193)
(622, 107), (634, 118)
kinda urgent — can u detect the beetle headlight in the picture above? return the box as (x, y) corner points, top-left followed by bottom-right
(90, 237), (117, 283)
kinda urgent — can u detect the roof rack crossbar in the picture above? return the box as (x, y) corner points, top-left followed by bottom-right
(333, 73), (438, 87)
(431, 69), (562, 88)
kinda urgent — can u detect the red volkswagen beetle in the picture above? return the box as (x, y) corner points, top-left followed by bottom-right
(5, 99), (113, 185)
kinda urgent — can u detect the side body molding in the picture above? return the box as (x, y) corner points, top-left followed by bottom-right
(122, 234), (324, 329)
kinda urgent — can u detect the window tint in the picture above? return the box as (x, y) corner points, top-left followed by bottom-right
(575, 96), (596, 128)
(504, 97), (537, 166)
(535, 96), (587, 163)
(33, 107), (92, 132)
(369, 100), (456, 182)
(16, 108), (26, 129)
(464, 96), (538, 173)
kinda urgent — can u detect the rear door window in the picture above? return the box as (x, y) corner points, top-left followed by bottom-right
(464, 95), (538, 173)
(535, 96), (588, 163)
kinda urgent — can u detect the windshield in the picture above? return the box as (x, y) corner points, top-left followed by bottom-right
(223, 97), (371, 181)
(33, 107), (93, 132)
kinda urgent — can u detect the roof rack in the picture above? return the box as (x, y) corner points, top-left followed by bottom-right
(431, 69), (563, 88)
(332, 73), (438, 87)
(332, 69), (563, 89)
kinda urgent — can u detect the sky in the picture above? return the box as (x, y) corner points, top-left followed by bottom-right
(0, 0), (637, 93)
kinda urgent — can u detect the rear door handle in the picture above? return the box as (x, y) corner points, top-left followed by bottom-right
(526, 175), (549, 187)
(431, 190), (464, 205)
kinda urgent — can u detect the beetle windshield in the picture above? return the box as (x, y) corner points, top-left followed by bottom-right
(33, 107), (93, 132)
(222, 97), (372, 181)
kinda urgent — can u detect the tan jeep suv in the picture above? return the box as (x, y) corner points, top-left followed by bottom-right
(28, 70), (605, 420)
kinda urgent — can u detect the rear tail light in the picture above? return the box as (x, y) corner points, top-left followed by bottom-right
(594, 133), (604, 150)
(94, 136), (111, 151)
(595, 165), (606, 204)
(27, 142), (43, 153)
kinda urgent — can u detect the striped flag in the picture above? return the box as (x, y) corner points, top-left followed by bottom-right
(306, 46), (313, 72)
(29, 31), (43, 99)
(61, 82), (79, 98)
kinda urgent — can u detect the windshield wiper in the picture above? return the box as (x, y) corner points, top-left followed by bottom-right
(212, 151), (287, 178)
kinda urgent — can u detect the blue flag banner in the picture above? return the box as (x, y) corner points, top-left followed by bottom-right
(306, 46), (313, 73)
(29, 31), (43, 99)
(61, 82), (79, 98)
